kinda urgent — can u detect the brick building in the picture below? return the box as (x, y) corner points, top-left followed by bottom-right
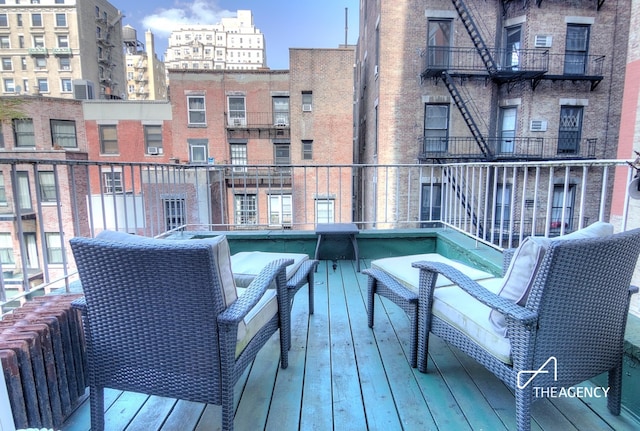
(0, 96), (89, 287)
(169, 46), (355, 229)
(355, 0), (631, 233)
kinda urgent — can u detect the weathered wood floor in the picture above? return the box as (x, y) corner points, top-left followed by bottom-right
(61, 260), (640, 431)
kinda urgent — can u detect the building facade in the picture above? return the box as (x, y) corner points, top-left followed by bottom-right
(0, 0), (126, 100)
(355, 0), (631, 233)
(169, 46), (354, 229)
(164, 10), (266, 72)
(123, 26), (167, 101)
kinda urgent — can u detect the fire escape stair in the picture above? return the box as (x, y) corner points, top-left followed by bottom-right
(451, 0), (498, 75)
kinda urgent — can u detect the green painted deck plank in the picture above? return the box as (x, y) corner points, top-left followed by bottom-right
(103, 391), (149, 431)
(234, 335), (281, 430)
(299, 261), (333, 431)
(326, 260), (367, 429)
(159, 400), (205, 430)
(344, 261), (411, 430)
(264, 291), (310, 430)
(377, 296), (473, 430)
(125, 396), (178, 431)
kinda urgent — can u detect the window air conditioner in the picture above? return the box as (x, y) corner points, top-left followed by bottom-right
(530, 120), (548, 132)
(302, 104), (312, 112)
(233, 118), (244, 126)
(147, 146), (159, 155)
(534, 35), (552, 48)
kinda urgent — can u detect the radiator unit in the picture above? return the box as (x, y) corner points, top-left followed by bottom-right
(0, 294), (86, 429)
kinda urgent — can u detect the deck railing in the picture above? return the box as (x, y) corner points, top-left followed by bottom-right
(0, 157), (636, 313)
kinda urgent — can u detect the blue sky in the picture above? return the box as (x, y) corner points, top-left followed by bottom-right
(110, 0), (360, 69)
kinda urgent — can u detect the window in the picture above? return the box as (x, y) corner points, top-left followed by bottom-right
(59, 56), (70, 70)
(51, 119), (77, 148)
(274, 143), (290, 166)
(3, 78), (14, 93)
(558, 106), (583, 154)
(37, 78), (49, 93)
(423, 104), (449, 152)
(273, 96), (289, 125)
(427, 19), (452, 68)
(564, 24), (590, 75)
(57, 35), (69, 48)
(144, 125), (162, 154)
(0, 36), (10, 49)
(35, 56), (47, 70)
(103, 171), (122, 193)
(0, 14), (7, 27)
(551, 185), (576, 232)
(17, 14), (22, 27)
(13, 118), (35, 146)
(55, 13), (67, 27)
(230, 143), (247, 171)
(302, 140), (313, 160)
(420, 184), (443, 223)
(1, 57), (11, 71)
(0, 233), (14, 265)
(37, 171), (57, 202)
(228, 96), (246, 126)
(315, 199), (335, 224)
(33, 35), (44, 48)
(55, 0), (64, 3)
(494, 184), (512, 227)
(187, 96), (206, 125)
(16, 171), (32, 211)
(21, 57), (27, 70)
(499, 107), (517, 154)
(0, 172), (6, 204)
(23, 233), (38, 269)
(234, 194), (257, 225)
(45, 233), (63, 264)
(302, 91), (313, 111)
(188, 139), (207, 163)
(99, 124), (118, 154)
(504, 25), (522, 70)
(61, 78), (72, 93)
(269, 194), (292, 226)
(31, 13), (43, 27)
(164, 198), (185, 231)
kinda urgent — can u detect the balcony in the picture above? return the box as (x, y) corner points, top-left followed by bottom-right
(51, 47), (72, 56)
(1, 158), (639, 430)
(418, 137), (598, 161)
(225, 112), (291, 139)
(27, 47), (48, 56)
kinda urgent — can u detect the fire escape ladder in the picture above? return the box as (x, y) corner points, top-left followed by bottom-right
(442, 165), (484, 238)
(441, 72), (493, 159)
(451, 0), (498, 75)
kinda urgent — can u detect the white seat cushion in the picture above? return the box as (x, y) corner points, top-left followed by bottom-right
(433, 278), (512, 364)
(235, 287), (278, 357)
(231, 251), (309, 288)
(371, 253), (495, 293)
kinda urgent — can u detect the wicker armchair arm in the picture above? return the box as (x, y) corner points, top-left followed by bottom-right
(219, 258), (294, 325)
(70, 296), (87, 314)
(362, 268), (418, 303)
(631, 285), (639, 295)
(411, 261), (537, 325)
(502, 248), (516, 276)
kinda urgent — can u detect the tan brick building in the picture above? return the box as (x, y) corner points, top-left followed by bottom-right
(355, 0), (631, 233)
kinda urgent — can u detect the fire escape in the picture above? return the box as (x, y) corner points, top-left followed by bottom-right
(420, 0), (605, 163)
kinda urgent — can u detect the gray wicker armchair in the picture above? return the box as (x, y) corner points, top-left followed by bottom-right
(366, 226), (640, 431)
(70, 232), (293, 431)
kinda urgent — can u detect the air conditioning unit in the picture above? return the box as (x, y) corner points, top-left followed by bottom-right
(147, 146), (159, 155)
(72, 79), (95, 100)
(274, 117), (288, 127)
(233, 118), (245, 126)
(534, 35), (552, 48)
(530, 119), (548, 132)
(302, 104), (312, 112)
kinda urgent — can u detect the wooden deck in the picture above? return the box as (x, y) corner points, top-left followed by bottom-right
(61, 260), (640, 431)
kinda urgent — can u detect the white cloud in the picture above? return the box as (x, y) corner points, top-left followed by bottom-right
(141, 0), (235, 37)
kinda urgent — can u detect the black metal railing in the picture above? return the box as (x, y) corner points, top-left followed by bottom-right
(225, 112), (290, 128)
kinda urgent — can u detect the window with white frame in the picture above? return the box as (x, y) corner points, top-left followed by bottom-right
(37, 78), (48, 93)
(230, 143), (247, 171)
(0, 172), (6, 205)
(55, 13), (67, 27)
(144, 125), (162, 154)
(1, 57), (11, 71)
(45, 232), (63, 264)
(3, 78), (14, 93)
(494, 184), (512, 227)
(51, 119), (77, 148)
(0, 36), (10, 49)
(269, 194), (292, 226)
(23, 233), (38, 269)
(34, 56), (47, 70)
(99, 124), (118, 154)
(103, 171), (123, 193)
(57, 34), (68, 48)
(302, 140), (313, 160)
(33, 35), (44, 47)
(315, 198), (334, 224)
(551, 185), (576, 232)
(228, 96), (246, 126)
(59, 56), (70, 70)
(0, 14), (7, 27)
(37, 171), (57, 202)
(188, 139), (207, 163)
(13, 119), (35, 146)
(273, 96), (289, 126)
(187, 95), (206, 125)
(61, 78), (72, 93)
(0, 233), (14, 265)
(16, 171), (33, 211)
(235, 194), (257, 225)
(31, 13), (43, 27)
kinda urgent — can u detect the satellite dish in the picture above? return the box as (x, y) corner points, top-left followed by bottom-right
(628, 177), (640, 200)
